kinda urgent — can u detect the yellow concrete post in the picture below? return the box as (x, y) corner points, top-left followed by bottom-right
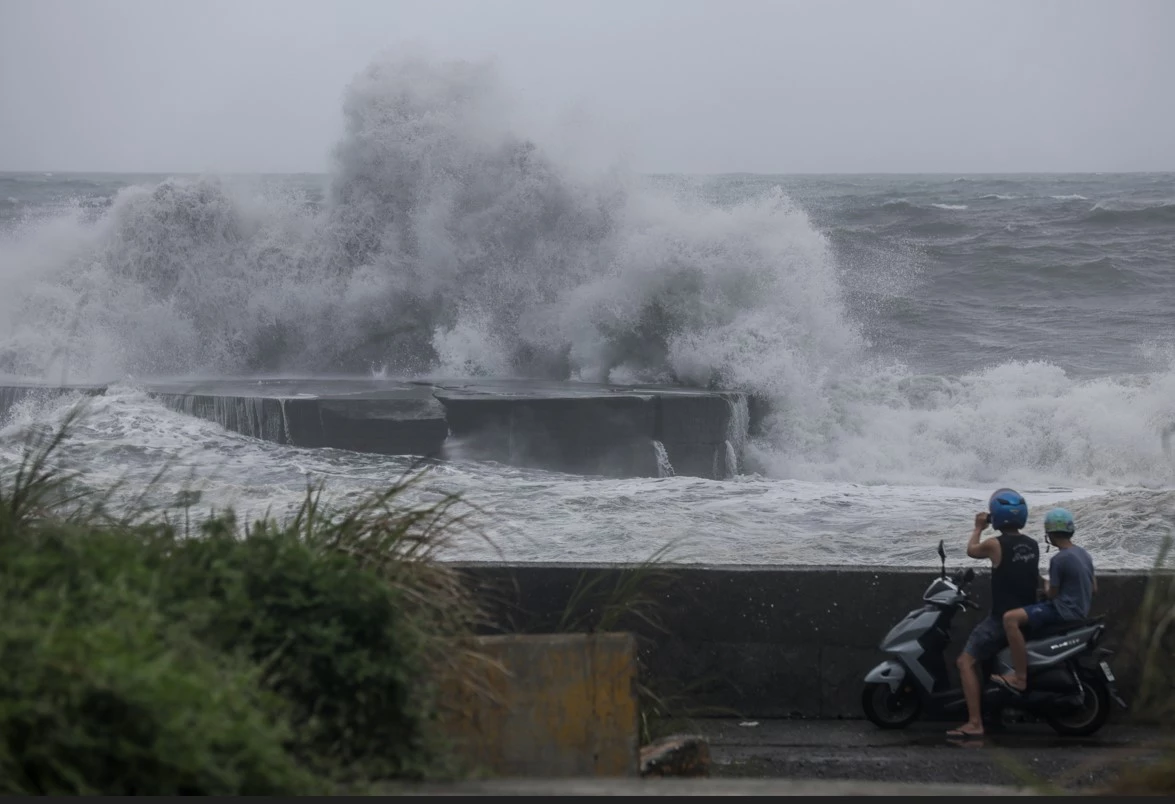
(438, 632), (639, 778)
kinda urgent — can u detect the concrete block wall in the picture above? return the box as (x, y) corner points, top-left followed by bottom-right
(438, 394), (661, 478)
(456, 563), (1153, 720)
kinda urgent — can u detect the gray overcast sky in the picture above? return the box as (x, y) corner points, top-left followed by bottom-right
(1, 0), (1172, 174)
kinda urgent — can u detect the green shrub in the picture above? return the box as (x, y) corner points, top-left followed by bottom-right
(0, 410), (484, 793)
(154, 516), (445, 781)
(1109, 536), (1175, 794)
(0, 523), (318, 795)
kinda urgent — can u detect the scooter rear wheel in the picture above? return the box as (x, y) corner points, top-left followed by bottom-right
(1045, 675), (1110, 737)
(862, 682), (921, 729)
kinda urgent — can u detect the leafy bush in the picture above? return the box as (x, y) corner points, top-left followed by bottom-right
(153, 495), (473, 781)
(0, 521), (317, 795)
(1108, 536), (1175, 794)
(0, 411), (483, 793)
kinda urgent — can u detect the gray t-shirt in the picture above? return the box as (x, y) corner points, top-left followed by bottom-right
(1049, 545), (1095, 620)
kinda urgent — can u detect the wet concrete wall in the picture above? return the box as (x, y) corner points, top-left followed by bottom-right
(0, 378), (746, 480)
(0, 382), (106, 416)
(438, 391), (660, 477)
(150, 388), (450, 458)
(437, 385), (744, 479)
(456, 563), (1153, 720)
(437, 633), (639, 777)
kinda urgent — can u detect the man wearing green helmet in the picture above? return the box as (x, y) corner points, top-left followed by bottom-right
(992, 507), (1097, 693)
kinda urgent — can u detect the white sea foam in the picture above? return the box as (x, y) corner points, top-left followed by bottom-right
(0, 389), (1161, 568)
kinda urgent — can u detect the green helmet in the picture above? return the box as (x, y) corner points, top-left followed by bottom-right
(1043, 507), (1075, 536)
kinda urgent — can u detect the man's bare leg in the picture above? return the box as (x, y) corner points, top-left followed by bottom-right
(950, 652), (985, 736)
(994, 609), (1029, 691)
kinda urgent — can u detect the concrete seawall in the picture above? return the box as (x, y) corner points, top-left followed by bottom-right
(0, 376), (748, 480)
(456, 563), (1155, 720)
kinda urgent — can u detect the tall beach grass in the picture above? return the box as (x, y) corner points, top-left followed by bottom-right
(0, 404), (487, 794)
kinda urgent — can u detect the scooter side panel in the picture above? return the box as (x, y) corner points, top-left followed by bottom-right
(879, 610), (941, 691)
(993, 624), (1101, 671)
(864, 660), (907, 692)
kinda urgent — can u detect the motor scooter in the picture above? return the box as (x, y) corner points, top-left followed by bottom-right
(862, 540), (1126, 736)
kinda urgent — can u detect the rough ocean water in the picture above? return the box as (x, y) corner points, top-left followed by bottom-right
(1, 58), (1174, 568)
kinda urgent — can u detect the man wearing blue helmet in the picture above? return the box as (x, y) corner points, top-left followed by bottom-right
(948, 488), (1039, 739)
(992, 507), (1097, 694)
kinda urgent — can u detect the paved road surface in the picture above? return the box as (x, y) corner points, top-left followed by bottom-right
(378, 777), (1034, 796)
(383, 718), (1168, 795)
(699, 718), (1167, 791)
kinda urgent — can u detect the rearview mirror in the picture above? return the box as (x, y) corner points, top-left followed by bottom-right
(937, 539), (946, 578)
(963, 567), (975, 583)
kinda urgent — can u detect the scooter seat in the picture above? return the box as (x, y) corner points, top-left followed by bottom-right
(1025, 615), (1104, 640)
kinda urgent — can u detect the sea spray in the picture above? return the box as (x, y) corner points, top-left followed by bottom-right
(724, 441), (739, 479)
(0, 55), (857, 392)
(723, 394), (750, 476)
(2, 56), (1175, 490)
(653, 440), (675, 478)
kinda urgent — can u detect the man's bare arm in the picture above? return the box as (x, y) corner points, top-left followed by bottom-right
(965, 513), (998, 561)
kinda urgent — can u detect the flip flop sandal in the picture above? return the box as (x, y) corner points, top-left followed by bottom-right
(946, 728), (984, 739)
(991, 675), (1026, 695)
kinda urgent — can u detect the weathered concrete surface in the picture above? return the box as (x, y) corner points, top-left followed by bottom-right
(372, 777), (1035, 796)
(435, 381), (660, 478)
(433, 379), (742, 479)
(0, 380), (106, 414)
(457, 563), (1156, 721)
(148, 378), (451, 457)
(379, 719), (1164, 794)
(436, 633), (639, 778)
(698, 717), (1162, 791)
(0, 376), (745, 480)
(375, 717), (1169, 794)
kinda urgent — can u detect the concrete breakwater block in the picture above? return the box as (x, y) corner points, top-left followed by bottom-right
(0, 381), (106, 414)
(435, 379), (744, 479)
(0, 376), (748, 480)
(149, 379), (451, 458)
(437, 632), (640, 778)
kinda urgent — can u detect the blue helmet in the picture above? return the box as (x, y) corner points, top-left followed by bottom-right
(988, 487), (1028, 531)
(1043, 507), (1075, 536)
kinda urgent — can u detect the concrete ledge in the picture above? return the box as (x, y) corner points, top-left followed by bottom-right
(437, 633), (640, 778)
(0, 376), (746, 480)
(457, 563), (1156, 720)
(372, 777), (1036, 796)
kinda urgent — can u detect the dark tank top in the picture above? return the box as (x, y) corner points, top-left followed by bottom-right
(990, 533), (1040, 619)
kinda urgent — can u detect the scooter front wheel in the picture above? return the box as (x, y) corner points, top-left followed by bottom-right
(862, 682), (922, 729)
